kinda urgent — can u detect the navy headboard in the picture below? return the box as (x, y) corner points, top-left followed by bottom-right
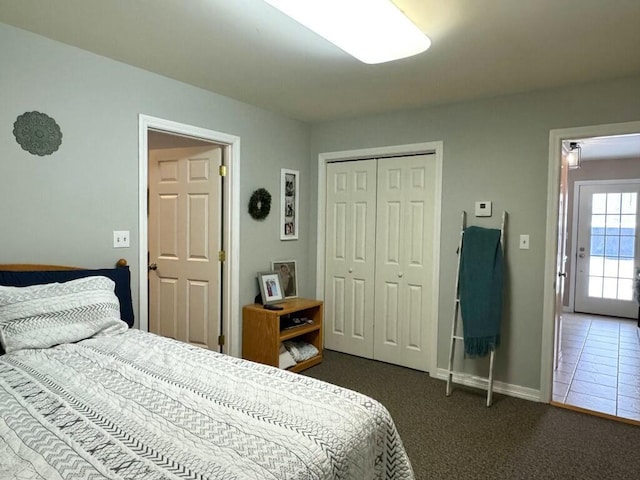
(0, 266), (135, 327)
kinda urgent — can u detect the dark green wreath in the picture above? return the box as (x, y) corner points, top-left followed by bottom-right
(248, 188), (272, 220)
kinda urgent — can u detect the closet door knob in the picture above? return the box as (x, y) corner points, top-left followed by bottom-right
(148, 263), (158, 271)
(398, 272), (403, 278)
(348, 268), (353, 273)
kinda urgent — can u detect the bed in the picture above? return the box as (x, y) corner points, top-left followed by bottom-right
(0, 261), (414, 480)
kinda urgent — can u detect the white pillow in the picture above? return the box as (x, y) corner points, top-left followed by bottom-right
(0, 276), (128, 354)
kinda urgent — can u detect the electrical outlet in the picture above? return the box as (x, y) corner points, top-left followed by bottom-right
(519, 234), (530, 250)
(113, 230), (130, 248)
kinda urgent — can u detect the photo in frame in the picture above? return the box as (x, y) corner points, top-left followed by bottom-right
(257, 271), (285, 305)
(280, 168), (299, 240)
(271, 260), (297, 298)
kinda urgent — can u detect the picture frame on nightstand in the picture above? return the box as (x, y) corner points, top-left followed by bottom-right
(271, 260), (297, 298)
(257, 271), (285, 305)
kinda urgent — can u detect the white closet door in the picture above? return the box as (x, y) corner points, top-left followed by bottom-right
(374, 154), (436, 371)
(324, 160), (377, 357)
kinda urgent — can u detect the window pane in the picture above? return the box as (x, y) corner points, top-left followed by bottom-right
(605, 236), (620, 257)
(621, 214), (636, 231)
(589, 276), (603, 298)
(589, 256), (604, 276)
(621, 193), (637, 214)
(604, 257), (619, 277)
(586, 190), (638, 303)
(592, 194), (607, 214)
(620, 236), (635, 258)
(591, 214), (606, 235)
(603, 277), (617, 299)
(606, 193), (621, 214)
(619, 258), (634, 279)
(591, 235), (605, 256)
(618, 279), (633, 300)
(605, 214), (621, 236)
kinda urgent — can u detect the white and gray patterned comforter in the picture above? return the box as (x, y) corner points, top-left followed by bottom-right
(0, 329), (414, 480)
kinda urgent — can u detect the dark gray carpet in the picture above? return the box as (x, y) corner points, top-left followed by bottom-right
(303, 350), (640, 479)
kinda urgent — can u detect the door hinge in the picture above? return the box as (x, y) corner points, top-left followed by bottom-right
(218, 250), (226, 262)
(218, 334), (225, 346)
(219, 165), (227, 177)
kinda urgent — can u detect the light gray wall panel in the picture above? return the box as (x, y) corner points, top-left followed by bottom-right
(309, 75), (640, 391)
(0, 23), (311, 327)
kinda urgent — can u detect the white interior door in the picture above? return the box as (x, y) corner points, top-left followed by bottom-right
(554, 157), (569, 369)
(324, 160), (377, 357)
(374, 155), (436, 371)
(574, 182), (640, 318)
(148, 146), (222, 349)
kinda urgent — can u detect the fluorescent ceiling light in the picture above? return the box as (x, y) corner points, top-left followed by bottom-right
(264, 0), (431, 64)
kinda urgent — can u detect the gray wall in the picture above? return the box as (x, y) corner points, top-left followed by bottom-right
(309, 76), (640, 391)
(0, 23), (311, 326)
(4, 20), (640, 394)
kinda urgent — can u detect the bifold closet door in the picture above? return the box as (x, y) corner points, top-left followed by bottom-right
(324, 160), (377, 357)
(373, 155), (436, 371)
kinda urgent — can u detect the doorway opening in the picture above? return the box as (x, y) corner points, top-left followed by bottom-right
(542, 122), (640, 422)
(138, 115), (241, 357)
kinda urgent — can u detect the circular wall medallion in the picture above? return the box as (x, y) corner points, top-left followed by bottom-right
(248, 188), (272, 220)
(13, 111), (63, 156)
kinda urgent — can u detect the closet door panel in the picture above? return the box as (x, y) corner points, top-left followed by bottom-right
(374, 154), (436, 371)
(330, 276), (346, 334)
(324, 160), (377, 357)
(382, 281), (400, 345)
(352, 278), (367, 338)
(407, 284), (424, 350)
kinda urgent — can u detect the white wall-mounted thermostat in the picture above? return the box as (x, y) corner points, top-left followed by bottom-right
(475, 201), (492, 217)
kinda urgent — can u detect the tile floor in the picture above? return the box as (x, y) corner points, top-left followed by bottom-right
(553, 312), (640, 421)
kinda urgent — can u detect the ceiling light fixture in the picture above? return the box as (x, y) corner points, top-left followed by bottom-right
(566, 142), (581, 169)
(263, 0), (431, 64)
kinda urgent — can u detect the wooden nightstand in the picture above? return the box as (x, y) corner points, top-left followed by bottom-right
(242, 298), (323, 372)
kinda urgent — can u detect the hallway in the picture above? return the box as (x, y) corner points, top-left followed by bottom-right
(553, 313), (640, 421)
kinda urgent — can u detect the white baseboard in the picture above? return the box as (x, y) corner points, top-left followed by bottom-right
(434, 368), (542, 403)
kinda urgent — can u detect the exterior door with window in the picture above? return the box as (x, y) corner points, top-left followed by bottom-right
(574, 182), (640, 318)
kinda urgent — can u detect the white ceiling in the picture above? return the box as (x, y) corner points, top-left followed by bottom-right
(567, 134), (640, 162)
(1, 0), (639, 123)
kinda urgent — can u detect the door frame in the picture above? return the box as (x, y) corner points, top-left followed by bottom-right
(541, 120), (640, 403)
(138, 114), (241, 356)
(316, 141), (443, 375)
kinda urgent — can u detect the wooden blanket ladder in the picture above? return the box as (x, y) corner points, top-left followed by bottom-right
(445, 210), (507, 407)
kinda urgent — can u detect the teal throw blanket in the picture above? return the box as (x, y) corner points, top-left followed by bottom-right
(458, 226), (504, 357)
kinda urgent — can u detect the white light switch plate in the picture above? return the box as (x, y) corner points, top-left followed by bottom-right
(113, 230), (130, 248)
(519, 234), (530, 250)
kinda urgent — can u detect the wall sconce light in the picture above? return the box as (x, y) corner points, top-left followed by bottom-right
(566, 142), (581, 169)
